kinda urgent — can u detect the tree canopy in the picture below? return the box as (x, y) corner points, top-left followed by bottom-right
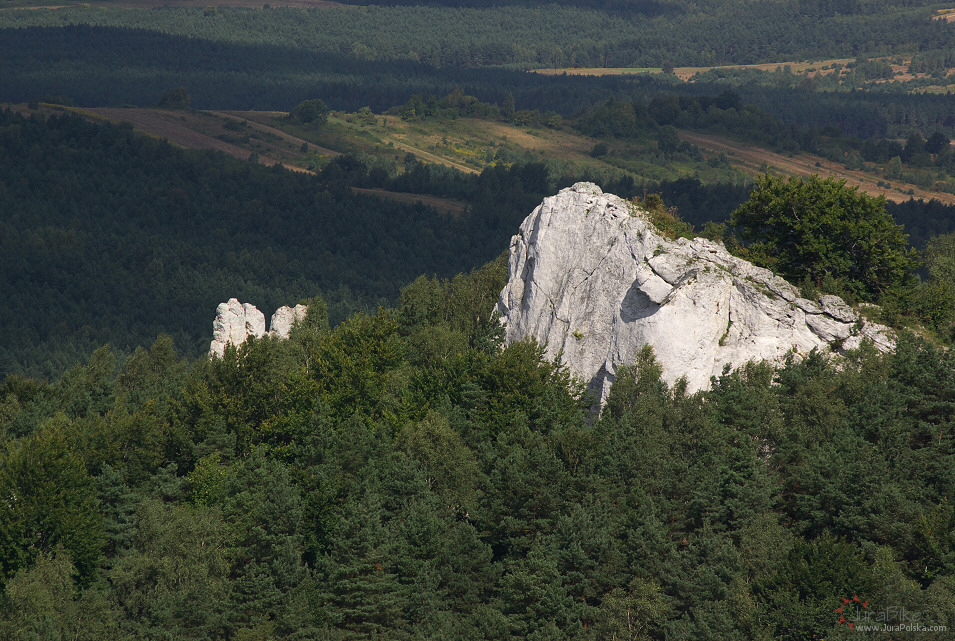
(1, 284), (954, 639)
(730, 174), (917, 300)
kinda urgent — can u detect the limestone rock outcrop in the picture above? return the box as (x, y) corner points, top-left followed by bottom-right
(269, 304), (308, 339)
(209, 299), (306, 357)
(210, 298), (266, 358)
(495, 182), (894, 401)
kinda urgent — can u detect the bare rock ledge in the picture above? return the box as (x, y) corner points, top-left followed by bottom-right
(495, 182), (894, 402)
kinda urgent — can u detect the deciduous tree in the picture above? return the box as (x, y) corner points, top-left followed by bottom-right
(731, 174), (916, 299)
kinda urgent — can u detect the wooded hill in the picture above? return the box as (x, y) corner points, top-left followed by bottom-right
(2, 3), (955, 637)
(0, 255), (953, 640)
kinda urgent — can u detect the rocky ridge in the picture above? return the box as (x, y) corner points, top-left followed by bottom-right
(495, 182), (894, 401)
(209, 298), (307, 358)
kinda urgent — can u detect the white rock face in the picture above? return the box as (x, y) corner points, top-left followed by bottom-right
(269, 304), (308, 339)
(210, 300), (310, 357)
(496, 182), (894, 401)
(208, 298), (268, 358)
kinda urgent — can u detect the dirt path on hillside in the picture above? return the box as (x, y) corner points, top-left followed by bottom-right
(85, 108), (270, 159)
(387, 138), (480, 174)
(471, 120), (593, 156)
(213, 111), (341, 158)
(81, 107), (316, 172)
(680, 131), (955, 205)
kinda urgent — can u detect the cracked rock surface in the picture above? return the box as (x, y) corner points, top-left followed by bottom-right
(495, 182), (894, 401)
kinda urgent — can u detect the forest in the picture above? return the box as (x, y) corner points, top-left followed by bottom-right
(1, 2), (954, 141)
(0, 258), (953, 639)
(3, 0), (955, 637)
(0, 107), (546, 378)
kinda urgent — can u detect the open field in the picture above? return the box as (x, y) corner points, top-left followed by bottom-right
(934, 7), (955, 22)
(11, 103), (952, 212)
(81, 107), (320, 173)
(532, 67), (662, 77)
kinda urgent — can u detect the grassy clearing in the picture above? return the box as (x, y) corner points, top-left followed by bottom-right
(272, 109), (668, 181)
(933, 8), (955, 21)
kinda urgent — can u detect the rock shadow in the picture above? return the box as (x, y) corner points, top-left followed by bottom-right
(620, 280), (660, 322)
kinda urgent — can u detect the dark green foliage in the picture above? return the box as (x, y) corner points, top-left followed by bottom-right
(288, 99), (329, 126)
(115, 335), (187, 410)
(906, 233), (955, 338)
(216, 449), (312, 635)
(575, 99), (651, 139)
(316, 490), (409, 638)
(755, 536), (876, 640)
(95, 465), (138, 564)
(0, 548), (123, 641)
(178, 333), (302, 456)
(157, 86), (191, 110)
(311, 310), (408, 428)
(396, 410), (481, 512)
(0, 110), (522, 380)
(0, 284), (954, 638)
(633, 192), (695, 240)
(731, 173), (917, 300)
(0, 426), (104, 586)
(109, 500), (232, 640)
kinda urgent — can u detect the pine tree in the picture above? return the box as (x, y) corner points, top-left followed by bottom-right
(317, 491), (408, 639)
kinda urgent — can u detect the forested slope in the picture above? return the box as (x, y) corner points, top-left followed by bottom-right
(0, 109), (541, 378)
(0, 264), (952, 639)
(1, 1), (955, 638)
(1, 1), (949, 68)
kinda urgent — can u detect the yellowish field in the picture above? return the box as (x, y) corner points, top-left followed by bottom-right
(533, 67), (660, 77)
(933, 8), (955, 22)
(535, 57), (955, 90)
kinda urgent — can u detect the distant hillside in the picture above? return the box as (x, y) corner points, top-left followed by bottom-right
(0, 109), (537, 378)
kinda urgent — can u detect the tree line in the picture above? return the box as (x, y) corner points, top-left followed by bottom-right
(2, 1), (951, 68)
